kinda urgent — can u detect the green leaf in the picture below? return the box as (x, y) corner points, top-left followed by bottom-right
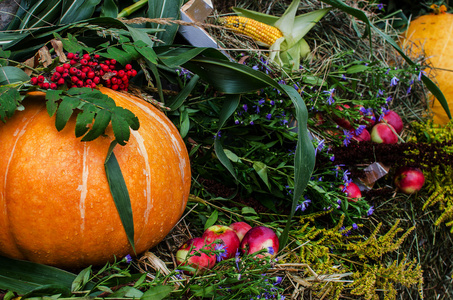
(204, 210), (219, 230)
(54, 32), (84, 55)
(45, 89), (63, 117)
(71, 266), (91, 292)
(253, 161), (271, 191)
(214, 137), (238, 181)
(223, 149), (241, 163)
(105, 47), (132, 67)
(346, 64), (370, 74)
(81, 108), (111, 142)
(111, 109), (132, 146)
(60, 0), (102, 24)
(183, 57), (276, 94)
(109, 286), (143, 298)
(0, 88), (21, 122)
(141, 285), (174, 300)
(232, 7), (279, 25)
(75, 104), (96, 138)
(100, 0), (118, 17)
(421, 74), (451, 119)
(147, 0), (183, 45)
(155, 45), (228, 68)
(0, 255), (89, 295)
(0, 66), (30, 85)
(19, 0), (61, 32)
(179, 106), (190, 139)
(105, 141), (135, 253)
(55, 96), (80, 131)
(218, 94), (240, 129)
(168, 74), (199, 110)
(134, 40), (158, 64)
(278, 84), (315, 248)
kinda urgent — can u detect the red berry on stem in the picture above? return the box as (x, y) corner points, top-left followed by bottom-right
(83, 54), (90, 60)
(125, 64), (132, 70)
(67, 53), (74, 59)
(112, 84), (119, 90)
(70, 67), (78, 75)
(42, 82), (50, 89)
(131, 69), (137, 77)
(80, 59), (88, 66)
(63, 63), (71, 69)
(30, 77), (38, 85)
(93, 77), (100, 84)
(50, 83), (57, 90)
(57, 78), (65, 85)
(87, 71), (95, 79)
(70, 59), (78, 65)
(55, 66), (64, 73)
(71, 76), (79, 83)
(37, 75), (45, 83)
(110, 59), (116, 65)
(118, 70), (125, 77)
(76, 80), (84, 87)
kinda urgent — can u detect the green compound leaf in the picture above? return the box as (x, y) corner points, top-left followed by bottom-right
(75, 103), (96, 137)
(55, 96), (81, 131)
(0, 88), (21, 122)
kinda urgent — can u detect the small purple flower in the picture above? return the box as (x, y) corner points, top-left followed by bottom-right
(235, 119), (240, 125)
(258, 98), (265, 106)
(407, 85), (412, 94)
(242, 104), (248, 112)
(250, 121), (254, 125)
(343, 129), (353, 147)
(214, 131), (221, 139)
(296, 197), (311, 212)
(274, 276), (283, 285)
(390, 76), (399, 87)
(377, 3), (384, 10)
(235, 250), (241, 270)
(252, 65), (259, 71)
(267, 246), (275, 255)
(352, 223), (358, 230)
(385, 96), (392, 104)
(377, 89), (384, 96)
(315, 139), (325, 155)
(337, 199), (342, 205)
(330, 155), (335, 162)
(355, 124), (366, 136)
(124, 254), (132, 263)
(323, 88), (336, 105)
(215, 243), (228, 262)
(266, 113), (272, 120)
(342, 74), (347, 80)
(418, 70), (425, 81)
(367, 206), (375, 216)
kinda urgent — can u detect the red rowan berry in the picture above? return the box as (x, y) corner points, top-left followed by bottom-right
(37, 75), (45, 83)
(30, 77), (38, 85)
(50, 83), (57, 90)
(42, 82), (50, 89)
(125, 64), (132, 70)
(55, 66), (64, 73)
(57, 78), (65, 85)
(67, 53), (74, 59)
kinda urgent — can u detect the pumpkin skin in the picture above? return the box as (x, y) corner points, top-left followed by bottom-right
(402, 13), (453, 125)
(0, 87), (191, 269)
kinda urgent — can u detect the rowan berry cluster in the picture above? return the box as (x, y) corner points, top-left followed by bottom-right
(30, 52), (138, 91)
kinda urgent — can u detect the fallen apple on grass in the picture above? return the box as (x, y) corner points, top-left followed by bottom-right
(240, 226), (279, 258)
(394, 167), (425, 194)
(379, 110), (403, 134)
(350, 128), (371, 142)
(229, 221), (252, 242)
(370, 123), (398, 144)
(176, 237), (216, 275)
(339, 182), (362, 202)
(202, 225), (241, 260)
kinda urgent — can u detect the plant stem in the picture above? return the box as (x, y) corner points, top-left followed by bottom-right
(117, 0), (148, 18)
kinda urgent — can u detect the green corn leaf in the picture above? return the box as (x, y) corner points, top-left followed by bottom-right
(278, 83), (315, 248)
(147, 0), (183, 45)
(167, 74), (199, 110)
(0, 88), (21, 122)
(232, 7), (279, 25)
(0, 66), (30, 85)
(75, 104), (96, 137)
(100, 0), (118, 17)
(156, 45), (228, 68)
(183, 57), (277, 94)
(60, 0), (102, 24)
(218, 94), (240, 129)
(55, 96), (81, 131)
(0, 255), (87, 295)
(104, 141), (135, 253)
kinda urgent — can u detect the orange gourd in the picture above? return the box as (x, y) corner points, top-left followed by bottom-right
(401, 8), (453, 125)
(0, 87), (191, 269)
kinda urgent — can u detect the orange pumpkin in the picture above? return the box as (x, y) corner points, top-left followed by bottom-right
(401, 11), (453, 125)
(0, 87), (191, 269)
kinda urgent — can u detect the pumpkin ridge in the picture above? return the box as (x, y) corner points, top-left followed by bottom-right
(2, 103), (46, 260)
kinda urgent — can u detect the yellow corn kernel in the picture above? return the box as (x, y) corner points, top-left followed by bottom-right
(220, 16), (283, 47)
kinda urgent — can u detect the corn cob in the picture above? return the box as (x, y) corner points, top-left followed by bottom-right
(220, 16), (283, 47)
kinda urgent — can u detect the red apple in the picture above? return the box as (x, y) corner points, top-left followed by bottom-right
(240, 226), (279, 258)
(394, 166), (425, 194)
(333, 104), (354, 130)
(370, 123), (398, 144)
(202, 225), (240, 260)
(229, 222), (252, 242)
(350, 128), (371, 142)
(379, 110), (403, 134)
(339, 182), (362, 202)
(176, 237), (216, 275)
(356, 105), (376, 128)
